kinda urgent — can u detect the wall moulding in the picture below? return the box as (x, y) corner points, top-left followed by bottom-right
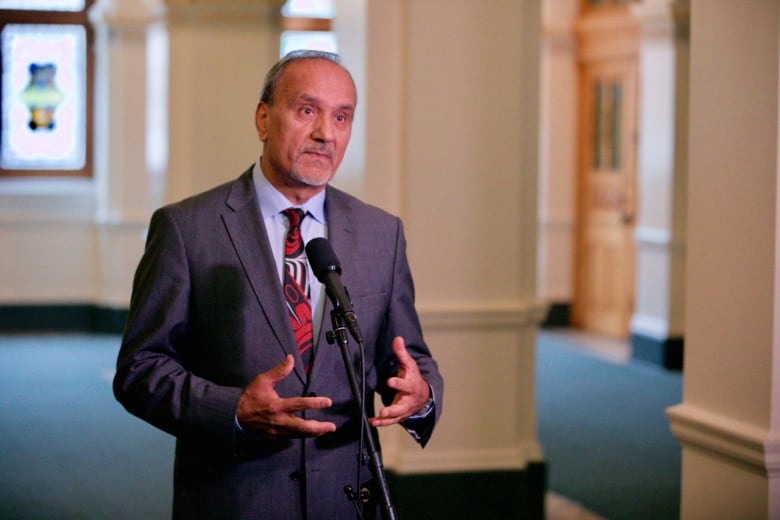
(668, 403), (780, 477)
(633, 225), (686, 252)
(418, 300), (549, 331)
(387, 441), (543, 475)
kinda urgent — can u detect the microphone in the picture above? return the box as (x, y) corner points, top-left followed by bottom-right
(305, 237), (364, 343)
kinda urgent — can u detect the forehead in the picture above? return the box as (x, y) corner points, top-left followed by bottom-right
(276, 59), (356, 108)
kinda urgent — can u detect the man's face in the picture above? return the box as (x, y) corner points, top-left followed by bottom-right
(256, 59), (356, 194)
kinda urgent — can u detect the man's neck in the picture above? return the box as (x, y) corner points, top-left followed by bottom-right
(259, 161), (325, 205)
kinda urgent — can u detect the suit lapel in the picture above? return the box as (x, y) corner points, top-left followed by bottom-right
(309, 187), (358, 382)
(221, 169), (307, 384)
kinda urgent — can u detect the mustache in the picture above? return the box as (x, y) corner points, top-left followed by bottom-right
(302, 146), (334, 158)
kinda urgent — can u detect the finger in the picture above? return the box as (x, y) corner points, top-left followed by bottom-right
(267, 417), (337, 439)
(369, 416), (400, 428)
(298, 418), (337, 436)
(392, 337), (419, 373)
(283, 395), (334, 413)
(369, 407), (407, 427)
(386, 376), (414, 393)
(376, 404), (406, 420)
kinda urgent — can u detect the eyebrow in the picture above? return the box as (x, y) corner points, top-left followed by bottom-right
(296, 94), (355, 113)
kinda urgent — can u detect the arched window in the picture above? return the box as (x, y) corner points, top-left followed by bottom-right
(280, 0), (337, 56)
(0, 0), (93, 177)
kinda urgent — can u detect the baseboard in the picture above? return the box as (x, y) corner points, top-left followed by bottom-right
(540, 302), (570, 328)
(631, 332), (684, 371)
(0, 304), (128, 334)
(387, 462), (547, 520)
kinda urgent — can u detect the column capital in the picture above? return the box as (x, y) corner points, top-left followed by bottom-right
(164, 0), (284, 25)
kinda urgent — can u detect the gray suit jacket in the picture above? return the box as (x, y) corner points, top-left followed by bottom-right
(114, 169), (443, 519)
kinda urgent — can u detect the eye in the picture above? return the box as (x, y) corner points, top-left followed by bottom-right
(300, 106), (315, 117)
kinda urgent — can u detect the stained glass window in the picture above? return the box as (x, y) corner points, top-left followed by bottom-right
(0, 1), (92, 177)
(1, 24), (86, 170)
(0, 1), (85, 11)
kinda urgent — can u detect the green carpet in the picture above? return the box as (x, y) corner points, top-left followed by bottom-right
(537, 330), (682, 520)
(0, 334), (173, 520)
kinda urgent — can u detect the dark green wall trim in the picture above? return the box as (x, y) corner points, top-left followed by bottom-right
(631, 333), (684, 371)
(386, 462), (547, 520)
(541, 302), (571, 328)
(0, 305), (128, 334)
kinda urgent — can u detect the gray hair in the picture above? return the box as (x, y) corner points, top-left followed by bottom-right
(260, 50), (356, 105)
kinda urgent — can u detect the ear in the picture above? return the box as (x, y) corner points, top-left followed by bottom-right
(255, 102), (269, 142)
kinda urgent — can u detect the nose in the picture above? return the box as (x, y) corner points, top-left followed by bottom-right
(311, 115), (334, 142)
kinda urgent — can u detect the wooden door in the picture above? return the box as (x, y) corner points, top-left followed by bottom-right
(573, 4), (638, 338)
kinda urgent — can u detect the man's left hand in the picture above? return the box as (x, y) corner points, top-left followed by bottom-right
(369, 336), (431, 428)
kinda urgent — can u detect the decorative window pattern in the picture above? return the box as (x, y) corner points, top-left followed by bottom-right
(0, 1), (92, 177)
(593, 81), (621, 171)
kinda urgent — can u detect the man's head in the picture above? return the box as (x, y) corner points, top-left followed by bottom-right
(256, 50), (357, 203)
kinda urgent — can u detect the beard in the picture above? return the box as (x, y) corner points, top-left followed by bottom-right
(289, 150), (338, 187)
(289, 167), (331, 187)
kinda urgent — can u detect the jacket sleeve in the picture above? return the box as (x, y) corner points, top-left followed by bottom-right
(375, 218), (444, 447)
(113, 208), (242, 447)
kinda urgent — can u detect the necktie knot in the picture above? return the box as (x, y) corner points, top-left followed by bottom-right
(283, 208), (306, 258)
(283, 207), (305, 229)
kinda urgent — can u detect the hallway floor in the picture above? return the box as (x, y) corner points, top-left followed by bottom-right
(542, 328), (631, 520)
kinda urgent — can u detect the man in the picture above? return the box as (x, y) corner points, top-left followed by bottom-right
(113, 50), (443, 519)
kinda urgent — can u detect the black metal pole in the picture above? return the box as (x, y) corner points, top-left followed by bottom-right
(328, 308), (398, 520)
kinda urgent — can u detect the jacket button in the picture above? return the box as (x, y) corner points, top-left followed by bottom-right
(290, 471), (304, 482)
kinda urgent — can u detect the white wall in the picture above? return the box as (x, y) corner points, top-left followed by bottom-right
(630, 0), (688, 342)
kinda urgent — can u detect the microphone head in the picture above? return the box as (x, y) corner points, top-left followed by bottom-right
(305, 237), (342, 281)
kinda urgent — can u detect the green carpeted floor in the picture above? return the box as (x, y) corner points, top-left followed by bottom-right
(537, 330), (682, 520)
(0, 331), (682, 519)
(0, 334), (173, 520)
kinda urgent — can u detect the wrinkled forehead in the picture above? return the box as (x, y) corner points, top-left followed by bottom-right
(276, 58), (357, 108)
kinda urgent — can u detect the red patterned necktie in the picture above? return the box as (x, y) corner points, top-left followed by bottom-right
(282, 208), (314, 374)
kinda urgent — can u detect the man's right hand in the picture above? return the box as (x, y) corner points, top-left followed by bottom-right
(236, 354), (336, 440)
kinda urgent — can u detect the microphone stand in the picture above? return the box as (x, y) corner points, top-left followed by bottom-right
(326, 308), (398, 520)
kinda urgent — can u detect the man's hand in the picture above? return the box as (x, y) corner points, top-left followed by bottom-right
(369, 337), (431, 428)
(236, 355), (336, 440)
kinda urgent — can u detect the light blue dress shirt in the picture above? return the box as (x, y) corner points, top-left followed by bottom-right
(252, 161), (327, 351)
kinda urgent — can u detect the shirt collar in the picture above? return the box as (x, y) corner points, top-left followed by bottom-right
(253, 160), (326, 224)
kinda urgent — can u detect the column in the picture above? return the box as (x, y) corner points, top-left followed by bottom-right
(667, 1), (780, 517)
(365, 1), (547, 517)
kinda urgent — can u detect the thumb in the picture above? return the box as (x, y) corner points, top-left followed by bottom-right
(266, 354), (295, 384)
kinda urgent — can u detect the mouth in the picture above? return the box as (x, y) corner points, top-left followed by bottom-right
(302, 148), (333, 161)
